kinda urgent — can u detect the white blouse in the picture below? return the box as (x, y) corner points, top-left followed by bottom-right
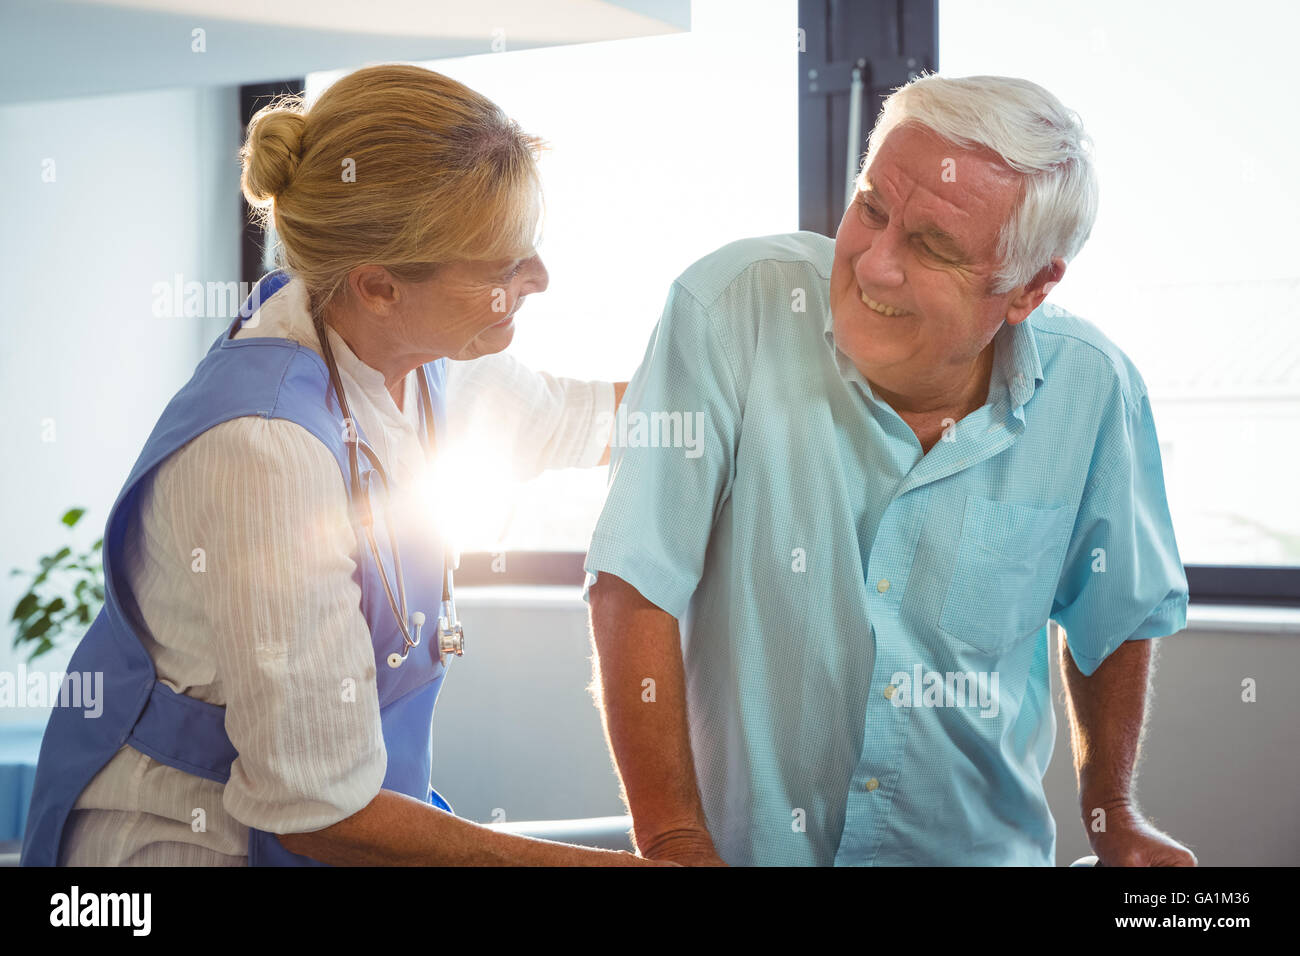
(59, 278), (613, 865)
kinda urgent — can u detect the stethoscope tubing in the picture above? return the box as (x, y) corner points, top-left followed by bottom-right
(312, 309), (459, 667)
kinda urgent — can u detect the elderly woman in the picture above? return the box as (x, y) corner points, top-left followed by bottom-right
(21, 63), (661, 867)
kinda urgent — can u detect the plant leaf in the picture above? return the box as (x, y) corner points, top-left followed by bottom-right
(39, 547), (72, 573)
(11, 592), (39, 622)
(24, 615), (54, 641)
(62, 508), (86, 527)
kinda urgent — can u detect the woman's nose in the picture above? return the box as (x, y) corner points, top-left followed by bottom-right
(524, 256), (549, 294)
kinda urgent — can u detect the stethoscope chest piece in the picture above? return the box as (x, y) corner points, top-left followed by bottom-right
(386, 603), (464, 669)
(438, 599), (465, 665)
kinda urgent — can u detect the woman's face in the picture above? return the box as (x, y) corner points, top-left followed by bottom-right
(415, 253), (550, 361)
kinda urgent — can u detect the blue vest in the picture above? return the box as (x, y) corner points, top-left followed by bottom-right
(20, 272), (454, 866)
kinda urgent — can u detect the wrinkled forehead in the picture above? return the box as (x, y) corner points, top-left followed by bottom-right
(863, 123), (1023, 257)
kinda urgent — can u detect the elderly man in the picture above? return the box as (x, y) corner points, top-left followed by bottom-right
(584, 74), (1194, 866)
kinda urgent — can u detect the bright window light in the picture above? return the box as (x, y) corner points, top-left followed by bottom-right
(308, 0), (798, 555)
(939, 0), (1300, 566)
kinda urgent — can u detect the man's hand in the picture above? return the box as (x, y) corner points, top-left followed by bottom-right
(1087, 802), (1197, 867)
(639, 826), (729, 867)
(1061, 637), (1196, 867)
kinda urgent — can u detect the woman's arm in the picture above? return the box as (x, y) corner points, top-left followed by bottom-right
(180, 418), (662, 867)
(278, 789), (671, 865)
(176, 418), (390, 835)
(597, 381), (629, 466)
(445, 352), (626, 477)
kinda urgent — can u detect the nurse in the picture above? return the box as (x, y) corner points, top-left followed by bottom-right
(21, 63), (665, 867)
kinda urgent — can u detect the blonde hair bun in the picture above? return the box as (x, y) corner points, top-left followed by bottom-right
(237, 65), (545, 317)
(240, 100), (308, 207)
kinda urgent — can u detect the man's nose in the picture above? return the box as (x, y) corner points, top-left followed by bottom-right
(854, 224), (907, 289)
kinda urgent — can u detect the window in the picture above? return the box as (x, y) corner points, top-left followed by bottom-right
(307, 0), (798, 569)
(938, 0), (1300, 581)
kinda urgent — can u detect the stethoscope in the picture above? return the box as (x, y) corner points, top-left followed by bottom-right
(314, 312), (465, 670)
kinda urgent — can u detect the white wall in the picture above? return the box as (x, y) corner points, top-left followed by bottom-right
(433, 591), (628, 824)
(0, 85), (241, 717)
(1041, 621), (1299, 867)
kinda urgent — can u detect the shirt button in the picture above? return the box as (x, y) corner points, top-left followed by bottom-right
(877, 579), (890, 593)
(883, 684), (895, 700)
(864, 778), (880, 792)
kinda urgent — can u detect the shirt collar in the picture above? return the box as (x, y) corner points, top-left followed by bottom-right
(245, 276), (394, 399)
(822, 305), (1045, 420)
(994, 308), (1045, 421)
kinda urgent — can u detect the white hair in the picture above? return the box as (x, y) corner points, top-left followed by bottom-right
(858, 73), (1099, 295)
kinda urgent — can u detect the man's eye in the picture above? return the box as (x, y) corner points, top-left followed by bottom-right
(919, 241), (953, 263)
(858, 198), (883, 221)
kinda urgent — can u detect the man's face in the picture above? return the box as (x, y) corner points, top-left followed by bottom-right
(830, 123), (1031, 403)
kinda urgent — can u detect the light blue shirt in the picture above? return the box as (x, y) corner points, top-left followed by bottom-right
(583, 231), (1188, 866)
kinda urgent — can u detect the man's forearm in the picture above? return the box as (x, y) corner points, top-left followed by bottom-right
(1059, 634), (1154, 817)
(588, 573), (718, 859)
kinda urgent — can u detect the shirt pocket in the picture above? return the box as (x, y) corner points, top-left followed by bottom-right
(937, 495), (1076, 657)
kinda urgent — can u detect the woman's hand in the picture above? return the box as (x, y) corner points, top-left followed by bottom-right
(278, 789), (696, 866)
(639, 827), (729, 867)
(623, 853), (684, 867)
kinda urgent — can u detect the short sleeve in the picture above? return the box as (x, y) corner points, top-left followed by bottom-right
(445, 351), (616, 478)
(1052, 386), (1189, 676)
(583, 281), (743, 620)
(160, 417), (388, 833)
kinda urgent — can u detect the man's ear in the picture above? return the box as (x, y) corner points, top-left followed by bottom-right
(1006, 256), (1066, 324)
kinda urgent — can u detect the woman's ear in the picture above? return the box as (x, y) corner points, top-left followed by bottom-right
(350, 265), (402, 315)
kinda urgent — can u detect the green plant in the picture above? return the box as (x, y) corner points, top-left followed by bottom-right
(10, 508), (104, 662)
